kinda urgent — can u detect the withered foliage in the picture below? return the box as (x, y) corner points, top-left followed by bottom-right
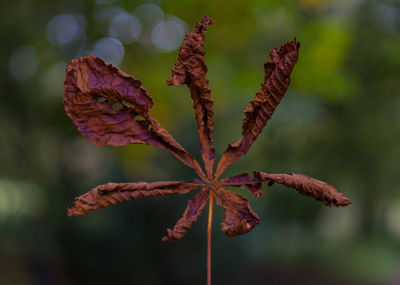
(63, 15), (351, 242)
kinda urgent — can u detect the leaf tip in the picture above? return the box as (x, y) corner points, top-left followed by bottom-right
(201, 14), (214, 26)
(162, 228), (177, 242)
(222, 218), (261, 238)
(336, 196), (352, 207)
(67, 203), (85, 217)
(194, 14), (214, 33)
(260, 172), (352, 208)
(292, 37), (300, 49)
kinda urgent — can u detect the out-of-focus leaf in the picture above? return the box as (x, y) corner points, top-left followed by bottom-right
(67, 181), (203, 216)
(162, 187), (210, 242)
(213, 187), (260, 237)
(257, 172), (352, 207)
(167, 15), (215, 177)
(215, 39), (300, 178)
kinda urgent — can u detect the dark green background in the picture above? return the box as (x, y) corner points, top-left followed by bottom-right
(1, 0), (399, 284)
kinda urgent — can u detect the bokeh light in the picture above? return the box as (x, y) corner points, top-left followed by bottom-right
(0, 180), (43, 223)
(152, 16), (187, 52)
(46, 14), (86, 46)
(94, 6), (126, 35)
(134, 3), (164, 26)
(92, 37), (124, 66)
(108, 12), (141, 44)
(134, 3), (164, 45)
(8, 45), (38, 80)
(374, 4), (400, 33)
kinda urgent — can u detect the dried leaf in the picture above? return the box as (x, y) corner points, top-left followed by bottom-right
(257, 172), (352, 207)
(215, 39), (300, 178)
(162, 187), (210, 242)
(64, 55), (206, 180)
(213, 188), (260, 237)
(167, 15), (215, 177)
(67, 181), (203, 216)
(242, 39), (300, 140)
(220, 172), (263, 198)
(65, 15), (352, 250)
(64, 55), (153, 112)
(63, 55), (153, 146)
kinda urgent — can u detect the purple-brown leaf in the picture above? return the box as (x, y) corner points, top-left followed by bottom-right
(215, 39), (300, 178)
(258, 172), (352, 207)
(213, 188), (261, 237)
(167, 15), (215, 177)
(64, 55), (206, 180)
(64, 55), (153, 112)
(63, 55), (153, 146)
(67, 181), (202, 216)
(64, 15), (352, 249)
(162, 187), (210, 242)
(220, 172), (263, 198)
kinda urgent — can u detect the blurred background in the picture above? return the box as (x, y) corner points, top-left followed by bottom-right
(1, 0), (399, 284)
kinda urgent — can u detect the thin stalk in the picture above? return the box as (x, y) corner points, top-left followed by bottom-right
(207, 192), (214, 285)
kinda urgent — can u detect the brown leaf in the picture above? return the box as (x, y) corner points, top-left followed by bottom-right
(162, 187), (210, 242)
(64, 15), (352, 248)
(215, 39), (300, 178)
(257, 172), (352, 207)
(63, 55), (153, 146)
(64, 55), (153, 112)
(213, 188), (260, 237)
(64, 55), (206, 180)
(219, 172), (263, 198)
(167, 15), (215, 177)
(67, 181), (203, 216)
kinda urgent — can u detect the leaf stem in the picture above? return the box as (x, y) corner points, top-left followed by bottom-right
(207, 191), (214, 285)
